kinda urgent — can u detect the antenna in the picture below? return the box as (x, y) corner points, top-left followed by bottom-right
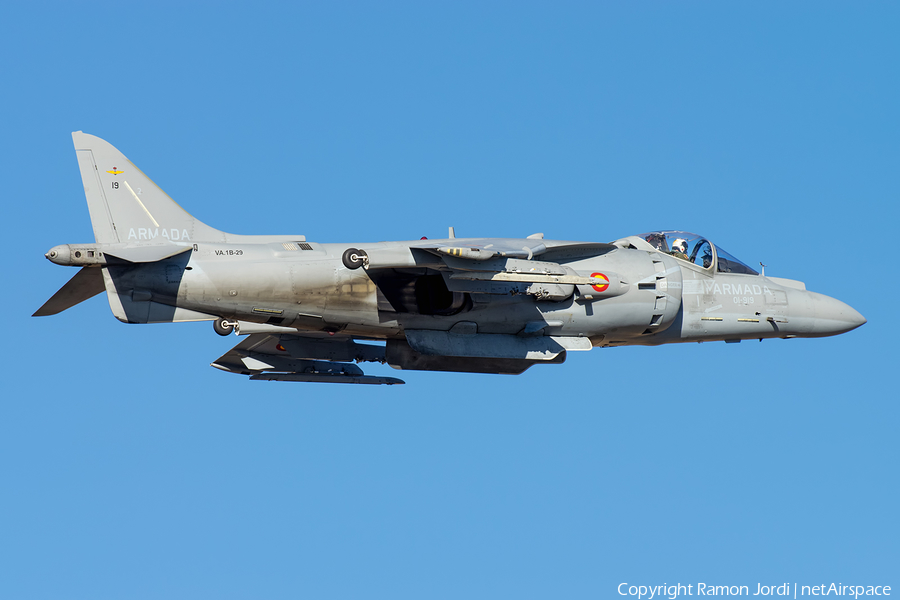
(448, 226), (455, 239)
(759, 262), (766, 277)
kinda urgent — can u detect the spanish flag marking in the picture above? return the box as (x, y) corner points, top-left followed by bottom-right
(590, 272), (610, 293)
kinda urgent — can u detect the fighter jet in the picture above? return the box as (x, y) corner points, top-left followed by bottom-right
(34, 132), (866, 385)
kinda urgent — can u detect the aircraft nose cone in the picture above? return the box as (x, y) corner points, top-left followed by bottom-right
(811, 293), (866, 337)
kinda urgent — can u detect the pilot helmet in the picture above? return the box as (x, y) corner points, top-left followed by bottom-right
(672, 238), (687, 253)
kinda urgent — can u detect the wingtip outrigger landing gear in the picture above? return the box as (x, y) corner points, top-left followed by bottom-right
(213, 317), (239, 336)
(342, 248), (368, 270)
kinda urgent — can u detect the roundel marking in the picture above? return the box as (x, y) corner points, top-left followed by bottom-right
(590, 272), (610, 293)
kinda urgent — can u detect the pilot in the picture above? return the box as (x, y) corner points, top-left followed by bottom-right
(670, 238), (689, 261)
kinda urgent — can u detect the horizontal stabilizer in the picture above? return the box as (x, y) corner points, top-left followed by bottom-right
(33, 267), (105, 316)
(104, 245), (193, 263)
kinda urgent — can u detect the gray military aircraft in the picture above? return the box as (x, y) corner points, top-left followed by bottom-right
(35, 132), (866, 385)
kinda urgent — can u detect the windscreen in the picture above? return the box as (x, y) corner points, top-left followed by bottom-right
(714, 246), (758, 275)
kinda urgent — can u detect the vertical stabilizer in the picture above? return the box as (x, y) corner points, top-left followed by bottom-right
(72, 132), (226, 244)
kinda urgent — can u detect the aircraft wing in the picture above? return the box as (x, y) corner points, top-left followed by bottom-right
(361, 238), (615, 271)
(354, 238), (620, 304)
(410, 238), (616, 262)
(211, 333), (405, 385)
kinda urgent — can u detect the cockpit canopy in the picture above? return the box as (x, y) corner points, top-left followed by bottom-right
(625, 231), (758, 275)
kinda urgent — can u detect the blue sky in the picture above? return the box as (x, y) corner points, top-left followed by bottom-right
(1, 3), (897, 598)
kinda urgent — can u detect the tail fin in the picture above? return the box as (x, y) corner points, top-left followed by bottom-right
(72, 131), (226, 244)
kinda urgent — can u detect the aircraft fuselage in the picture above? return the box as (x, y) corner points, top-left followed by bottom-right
(46, 236), (864, 347)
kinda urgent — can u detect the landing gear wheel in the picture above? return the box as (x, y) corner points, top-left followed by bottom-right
(213, 317), (237, 336)
(342, 248), (367, 270)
